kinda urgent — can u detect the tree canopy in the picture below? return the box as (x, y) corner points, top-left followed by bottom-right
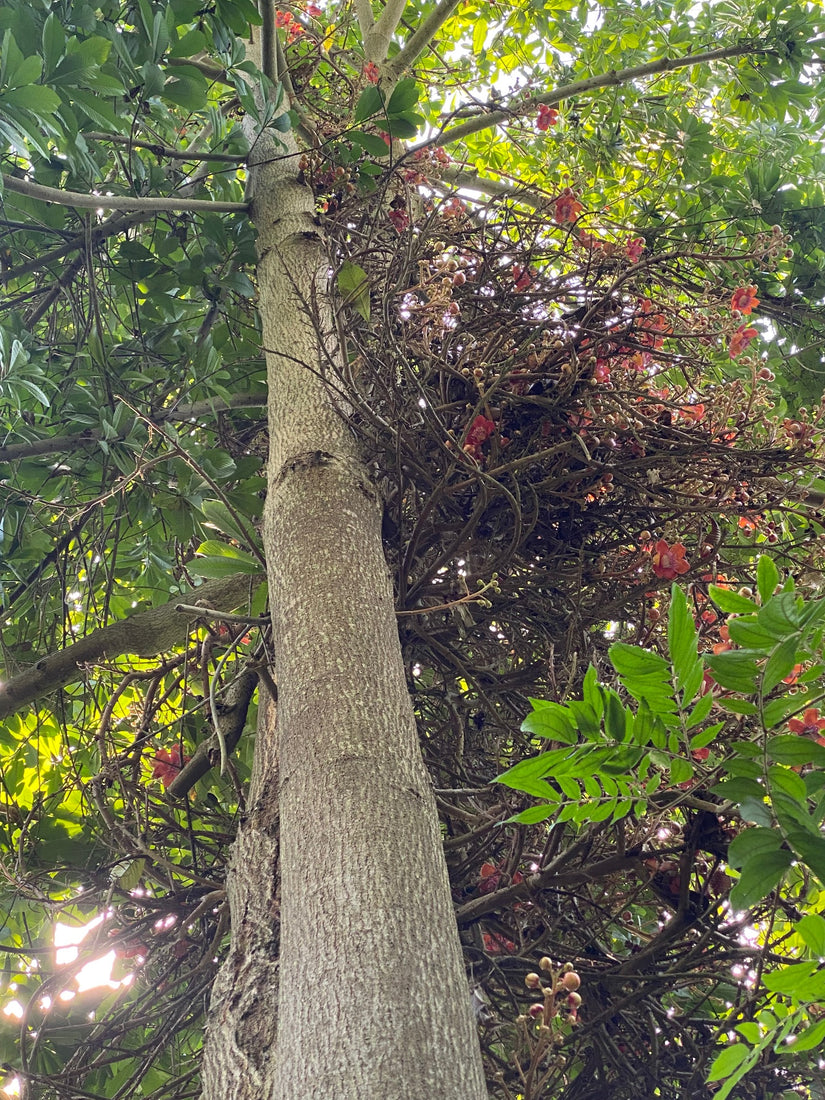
(1, 0), (825, 1097)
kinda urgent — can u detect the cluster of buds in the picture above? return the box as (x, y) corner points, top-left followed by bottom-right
(403, 145), (451, 186)
(751, 224), (794, 266)
(522, 957), (583, 1030)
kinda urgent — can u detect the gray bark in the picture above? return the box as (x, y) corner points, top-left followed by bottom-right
(200, 68), (487, 1100)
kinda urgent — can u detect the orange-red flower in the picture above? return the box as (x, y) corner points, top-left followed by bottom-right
(593, 359), (611, 384)
(364, 61), (380, 84)
(553, 188), (583, 225)
(625, 237), (645, 263)
(678, 403), (705, 423)
(730, 285), (760, 315)
(537, 104), (559, 131)
(275, 9), (292, 25)
(479, 861), (523, 894)
(463, 415), (496, 460)
(512, 263), (534, 291)
(151, 745), (190, 789)
(788, 708), (825, 741)
(729, 324), (758, 358)
(650, 539), (690, 580)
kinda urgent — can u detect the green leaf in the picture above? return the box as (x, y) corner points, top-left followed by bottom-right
(510, 803), (557, 824)
(729, 849), (792, 909)
(387, 78), (420, 115)
(188, 555), (261, 578)
(762, 636), (801, 694)
(727, 826), (783, 868)
(708, 585), (756, 613)
(385, 115), (423, 138)
(706, 650), (759, 693)
(795, 913), (825, 957)
(609, 642), (669, 678)
(667, 583), (700, 696)
(337, 260), (371, 321)
(709, 777), (764, 802)
(785, 829), (825, 888)
(669, 757), (693, 785)
(495, 747), (575, 790)
(787, 1018), (825, 1052)
(349, 129), (392, 157)
(757, 555), (780, 604)
(763, 961), (825, 999)
(354, 85), (384, 123)
(707, 1043), (751, 1082)
(8, 54), (41, 91)
(521, 701), (577, 744)
(162, 69), (209, 111)
(199, 499), (258, 548)
(169, 27), (208, 58)
(766, 735), (825, 768)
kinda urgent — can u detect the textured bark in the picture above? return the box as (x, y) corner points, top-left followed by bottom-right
(199, 89), (486, 1100)
(201, 689), (280, 1096)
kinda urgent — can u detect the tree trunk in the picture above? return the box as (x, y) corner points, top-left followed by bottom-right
(200, 113), (487, 1100)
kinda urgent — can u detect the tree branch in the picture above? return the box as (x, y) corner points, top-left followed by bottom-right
(0, 211), (147, 285)
(2, 174), (248, 213)
(84, 132), (245, 163)
(167, 55), (231, 84)
(166, 667), (259, 799)
(436, 165), (546, 210)
(384, 0), (463, 78)
(366, 0), (410, 62)
(429, 41), (762, 147)
(354, 0), (376, 41)
(0, 573), (263, 719)
(455, 851), (645, 925)
(0, 393), (267, 462)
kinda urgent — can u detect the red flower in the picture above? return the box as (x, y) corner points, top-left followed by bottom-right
(275, 9), (293, 25)
(463, 415), (496, 460)
(730, 285), (760, 315)
(441, 197), (466, 218)
(364, 61), (380, 84)
(536, 104), (559, 131)
(479, 862), (523, 894)
(729, 324), (758, 358)
(625, 237), (645, 262)
(553, 188), (583, 225)
(305, 1), (322, 14)
(593, 359), (611, 384)
(512, 263), (534, 291)
(738, 515), (761, 533)
(151, 745), (190, 789)
(287, 20), (303, 38)
(650, 539), (690, 580)
(787, 708), (825, 739)
(678, 403), (705, 423)
(482, 931), (517, 955)
(388, 208), (409, 232)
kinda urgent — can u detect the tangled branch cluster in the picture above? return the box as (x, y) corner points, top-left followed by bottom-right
(313, 175), (825, 1096)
